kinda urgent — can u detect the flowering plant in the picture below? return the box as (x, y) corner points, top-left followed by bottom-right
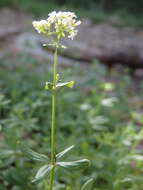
(21, 11), (92, 190)
(33, 11), (81, 41)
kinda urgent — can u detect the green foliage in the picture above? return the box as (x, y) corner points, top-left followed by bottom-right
(0, 55), (143, 189)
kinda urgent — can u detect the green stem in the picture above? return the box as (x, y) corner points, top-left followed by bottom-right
(49, 45), (58, 190)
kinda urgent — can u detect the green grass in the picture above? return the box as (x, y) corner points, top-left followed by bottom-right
(0, 54), (143, 189)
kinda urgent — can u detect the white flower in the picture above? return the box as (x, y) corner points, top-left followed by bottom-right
(32, 11), (81, 40)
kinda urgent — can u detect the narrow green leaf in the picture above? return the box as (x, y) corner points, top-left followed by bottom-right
(56, 81), (75, 89)
(56, 145), (74, 160)
(45, 82), (53, 90)
(81, 178), (94, 190)
(57, 159), (90, 170)
(20, 143), (49, 162)
(32, 165), (53, 183)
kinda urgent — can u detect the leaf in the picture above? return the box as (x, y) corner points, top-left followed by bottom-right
(81, 178), (94, 190)
(20, 143), (49, 162)
(32, 165), (53, 183)
(57, 159), (90, 170)
(56, 145), (74, 160)
(45, 82), (53, 90)
(56, 81), (75, 89)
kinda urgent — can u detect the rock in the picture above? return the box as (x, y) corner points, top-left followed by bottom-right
(134, 69), (143, 78)
(62, 21), (143, 68)
(0, 8), (32, 39)
(1, 8), (143, 68)
(11, 32), (88, 67)
(23, 20), (143, 68)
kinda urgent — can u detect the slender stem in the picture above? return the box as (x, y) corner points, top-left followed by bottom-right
(49, 45), (58, 190)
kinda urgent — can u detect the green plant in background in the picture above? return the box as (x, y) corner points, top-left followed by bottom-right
(20, 11), (91, 190)
(1, 55), (143, 190)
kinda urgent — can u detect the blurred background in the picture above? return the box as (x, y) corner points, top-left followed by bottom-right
(1, 0), (143, 190)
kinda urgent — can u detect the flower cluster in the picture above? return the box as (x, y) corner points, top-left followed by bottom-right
(32, 11), (81, 40)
